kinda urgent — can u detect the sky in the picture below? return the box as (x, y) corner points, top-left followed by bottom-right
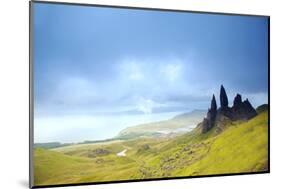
(33, 3), (268, 143)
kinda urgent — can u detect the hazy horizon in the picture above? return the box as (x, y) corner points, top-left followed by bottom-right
(33, 3), (268, 143)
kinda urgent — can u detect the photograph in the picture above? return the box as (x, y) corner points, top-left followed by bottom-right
(31, 1), (269, 187)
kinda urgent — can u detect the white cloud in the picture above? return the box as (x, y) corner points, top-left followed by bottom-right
(55, 77), (96, 104)
(119, 59), (144, 81)
(160, 62), (183, 83)
(136, 97), (156, 114)
(37, 57), (212, 117)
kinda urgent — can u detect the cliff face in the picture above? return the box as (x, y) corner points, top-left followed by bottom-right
(201, 85), (257, 134)
(202, 95), (217, 133)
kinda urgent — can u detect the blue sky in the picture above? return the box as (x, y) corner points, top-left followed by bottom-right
(33, 3), (268, 143)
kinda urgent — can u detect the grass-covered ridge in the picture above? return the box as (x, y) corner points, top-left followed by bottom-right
(175, 110), (268, 176)
(34, 110), (268, 186)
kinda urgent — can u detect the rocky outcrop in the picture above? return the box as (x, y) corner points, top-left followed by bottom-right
(200, 85), (257, 134)
(87, 148), (111, 158)
(201, 118), (210, 133)
(231, 94), (257, 120)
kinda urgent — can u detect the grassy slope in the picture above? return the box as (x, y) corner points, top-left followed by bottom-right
(174, 110), (268, 176)
(34, 111), (268, 186)
(34, 148), (140, 185)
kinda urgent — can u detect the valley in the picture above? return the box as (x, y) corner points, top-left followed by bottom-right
(34, 107), (268, 186)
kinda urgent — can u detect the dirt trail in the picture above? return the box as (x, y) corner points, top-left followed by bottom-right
(117, 149), (127, 157)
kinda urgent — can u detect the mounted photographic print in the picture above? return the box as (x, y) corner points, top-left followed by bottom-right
(30, 1), (270, 188)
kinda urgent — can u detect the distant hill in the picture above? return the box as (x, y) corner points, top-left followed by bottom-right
(256, 104), (269, 114)
(34, 142), (73, 149)
(116, 110), (206, 139)
(172, 109), (206, 120)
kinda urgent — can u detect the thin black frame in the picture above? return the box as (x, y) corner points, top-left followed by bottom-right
(29, 1), (270, 188)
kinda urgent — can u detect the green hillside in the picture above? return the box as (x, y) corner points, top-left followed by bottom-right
(256, 104), (269, 114)
(173, 110), (268, 176)
(33, 110), (268, 186)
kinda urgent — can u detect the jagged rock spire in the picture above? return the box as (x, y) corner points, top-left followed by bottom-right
(220, 85), (228, 108)
(199, 85), (258, 134)
(233, 94), (242, 107)
(211, 94), (217, 111)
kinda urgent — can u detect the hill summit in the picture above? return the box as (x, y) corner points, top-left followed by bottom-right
(200, 85), (257, 133)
